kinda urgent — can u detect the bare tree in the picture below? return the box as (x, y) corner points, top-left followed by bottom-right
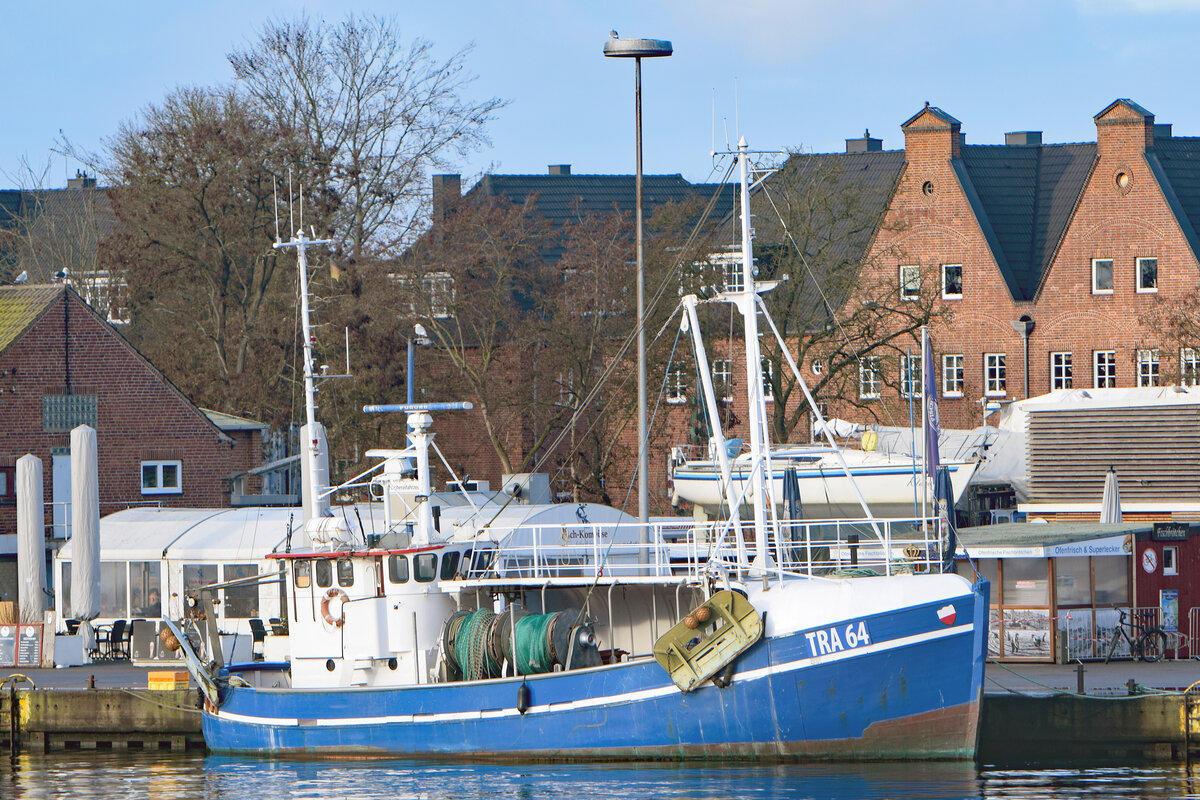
(228, 14), (506, 261)
(102, 86), (307, 422)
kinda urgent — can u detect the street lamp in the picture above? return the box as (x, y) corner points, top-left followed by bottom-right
(604, 35), (672, 530)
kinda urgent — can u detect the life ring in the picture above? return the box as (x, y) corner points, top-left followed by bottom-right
(321, 587), (349, 627)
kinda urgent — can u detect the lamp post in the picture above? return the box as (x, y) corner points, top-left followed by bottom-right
(604, 35), (672, 531)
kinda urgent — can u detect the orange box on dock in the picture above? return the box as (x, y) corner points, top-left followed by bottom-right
(147, 670), (190, 690)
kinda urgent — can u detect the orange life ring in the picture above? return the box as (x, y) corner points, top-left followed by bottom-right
(321, 587), (348, 627)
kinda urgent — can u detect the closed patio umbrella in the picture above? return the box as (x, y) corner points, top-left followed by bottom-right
(1100, 467), (1122, 524)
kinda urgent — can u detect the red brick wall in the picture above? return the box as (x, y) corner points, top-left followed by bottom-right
(0, 289), (245, 536)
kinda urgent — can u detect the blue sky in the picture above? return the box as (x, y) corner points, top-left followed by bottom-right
(5, 1), (1200, 188)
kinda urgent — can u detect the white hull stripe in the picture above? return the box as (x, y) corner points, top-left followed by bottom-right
(215, 623), (974, 729)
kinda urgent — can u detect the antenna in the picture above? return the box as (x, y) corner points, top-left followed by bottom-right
(288, 169), (295, 236)
(344, 327), (350, 374)
(272, 174), (281, 244)
(299, 183), (305, 232)
(710, 89), (716, 157)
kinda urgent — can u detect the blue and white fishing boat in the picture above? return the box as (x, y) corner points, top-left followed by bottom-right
(171, 140), (989, 760)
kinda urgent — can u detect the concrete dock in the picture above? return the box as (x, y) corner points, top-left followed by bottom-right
(3, 660), (1200, 761)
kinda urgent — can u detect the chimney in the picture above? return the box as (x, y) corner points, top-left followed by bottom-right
(1004, 131), (1043, 146)
(1154, 123), (1173, 140)
(431, 174), (461, 221)
(67, 169), (96, 190)
(548, 165), (571, 176)
(901, 103), (963, 159)
(1094, 99), (1155, 160)
(845, 130), (882, 153)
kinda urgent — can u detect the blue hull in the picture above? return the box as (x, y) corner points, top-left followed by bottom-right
(203, 581), (988, 760)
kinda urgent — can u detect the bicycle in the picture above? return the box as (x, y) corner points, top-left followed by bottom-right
(1103, 606), (1168, 663)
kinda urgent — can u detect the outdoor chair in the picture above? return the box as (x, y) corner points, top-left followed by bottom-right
(249, 618), (267, 661)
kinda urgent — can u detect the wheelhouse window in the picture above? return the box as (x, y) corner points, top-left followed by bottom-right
(1137, 257), (1158, 293)
(1051, 352), (1073, 390)
(1137, 349), (1160, 388)
(899, 264), (920, 301)
(294, 560), (312, 589)
(440, 551), (461, 580)
(984, 354), (1006, 397)
(1183, 348), (1200, 386)
(387, 555), (409, 584)
(942, 354), (964, 397)
(336, 558), (355, 587)
(314, 559), (333, 588)
(1092, 258), (1114, 294)
(900, 355), (922, 399)
(141, 460), (181, 495)
(942, 264), (963, 299)
(859, 356), (881, 400)
(1094, 351), (1116, 388)
(414, 553), (438, 583)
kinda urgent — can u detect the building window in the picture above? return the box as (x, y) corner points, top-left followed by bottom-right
(723, 254), (744, 293)
(942, 264), (963, 299)
(141, 460), (182, 495)
(1182, 348), (1200, 386)
(666, 368), (688, 404)
(42, 394), (98, 432)
(942, 354), (964, 397)
(859, 357), (881, 400)
(712, 359), (732, 402)
(1094, 351), (1116, 388)
(984, 354), (1006, 397)
(1164, 546), (1178, 576)
(1137, 257), (1158, 293)
(761, 359), (775, 402)
(1137, 349), (1160, 388)
(0, 465), (13, 500)
(1050, 352), (1073, 390)
(899, 265), (920, 301)
(900, 355), (922, 399)
(1092, 258), (1114, 294)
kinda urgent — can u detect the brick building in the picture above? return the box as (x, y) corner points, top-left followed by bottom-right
(0, 285), (263, 597)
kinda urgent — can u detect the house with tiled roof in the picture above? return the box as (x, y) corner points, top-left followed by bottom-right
(0, 285), (265, 602)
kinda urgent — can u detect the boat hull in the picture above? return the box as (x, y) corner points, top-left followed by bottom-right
(671, 460), (977, 519)
(203, 578), (988, 760)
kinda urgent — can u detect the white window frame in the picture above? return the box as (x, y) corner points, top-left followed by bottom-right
(1092, 258), (1114, 295)
(941, 264), (963, 299)
(666, 368), (688, 404)
(1137, 349), (1160, 388)
(900, 355), (922, 399)
(899, 264), (920, 301)
(942, 354), (964, 397)
(1137, 257), (1158, 294)
(761, 358), (775, 403)
(141, 460), (182, 495)
(1051, 352), (1073, 390)
(1164, 546), (1178, 576)
(859, 356), (881, 400)
(1094, 350), (1116, 388)
(984, 353), (1006, 397)
(712, 359), (732, 402)
(1182, 348), (1200, 387)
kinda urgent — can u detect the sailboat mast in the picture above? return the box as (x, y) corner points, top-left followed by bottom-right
(736, 139), (771, 570)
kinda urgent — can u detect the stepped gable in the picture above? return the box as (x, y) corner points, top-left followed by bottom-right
(957, 142), (1096, 301)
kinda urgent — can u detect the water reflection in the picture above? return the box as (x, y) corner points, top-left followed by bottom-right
(2, 752), (1199, 800)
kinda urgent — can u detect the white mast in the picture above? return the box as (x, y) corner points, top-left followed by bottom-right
(734, 138), (773, 573)
(275, 228), (333, 520)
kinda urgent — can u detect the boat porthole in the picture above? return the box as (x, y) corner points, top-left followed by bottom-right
(388, 657), (398, 670)
(325, 659), (336, 672)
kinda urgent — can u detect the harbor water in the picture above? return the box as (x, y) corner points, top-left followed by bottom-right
(2, 752), (1199, 800)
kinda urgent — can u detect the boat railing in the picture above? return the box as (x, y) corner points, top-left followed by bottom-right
(459, 515), (950, 584)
